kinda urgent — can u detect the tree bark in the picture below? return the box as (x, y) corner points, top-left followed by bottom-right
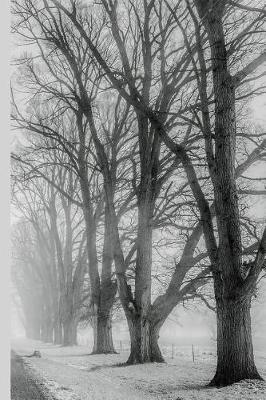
(90, 202), (117, 354)
(210, 295), (262, 386)
(191, 0), (264, 386)
(126, 315), (164, 364)
(92, 311), (116, 354)
(41, 319), (53, 343)
(149, 322), (165, 363)
(126, 317), (151, 364)
(91, 282), (117, 354)
(63, 318), (78, 346)
(126, 188), (154, 364)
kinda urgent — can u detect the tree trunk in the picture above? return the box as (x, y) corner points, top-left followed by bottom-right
(53, 319), (63, 344)
(126, 315), (163, 364)
(92, 312), (116, 354)
(63, 318), (77, 346)
(126, 197), (154, 364)
(41, 324), (53, 343)
(42, 319), (53, 343)
(150, 322), (164, 363)
(46, 323), (54, 343)
(91, 282), (117, 354)
(126, 317), (149, 364)
(210, 296), (262, 386)
(40, 318), (46, 342)
(91, 205), (117, 354)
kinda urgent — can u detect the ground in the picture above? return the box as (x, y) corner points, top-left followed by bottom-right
(10, 350), (54, 400)
(11, 338), (266, 400)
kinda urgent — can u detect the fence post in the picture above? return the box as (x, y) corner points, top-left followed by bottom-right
(120, 340), (122, 352)
(171, 344), (174, 359)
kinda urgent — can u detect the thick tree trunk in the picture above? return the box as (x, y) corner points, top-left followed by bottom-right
(210, 296), (262, 386)
(91, 282), (117, 354)
(63, 318), (77, 346)
(191, 1), (263, 387)
(91, 205), (117, 354)
(150, 322), (164, 363)
(127, 317), (150, 364)
(126, 197), (154, 364)
(92, 312), (116, 354)
(97, 313), (115, 353)
(41, 319), (53, 343)
(126, 316), (164, 364)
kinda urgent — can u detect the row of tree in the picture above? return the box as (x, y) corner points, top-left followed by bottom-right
(11, 0), (266, 387)
(12, 170), (90, 346)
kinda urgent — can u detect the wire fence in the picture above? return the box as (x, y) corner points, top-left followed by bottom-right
(77, 335), (216, 362)
(114, 341), (216, 362)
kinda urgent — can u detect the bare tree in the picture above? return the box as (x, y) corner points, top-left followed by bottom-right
(44, 1), (264, 372)
(11, 0), (266, 381)
(12, 158), (88, 345)
(45, 0), (266, 382)
(11, 222), (43, 341)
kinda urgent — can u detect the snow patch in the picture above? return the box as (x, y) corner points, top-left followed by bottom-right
(42, 378), (81, 400)
(24, 358), (81, 400)
(13, 339), (266, 400)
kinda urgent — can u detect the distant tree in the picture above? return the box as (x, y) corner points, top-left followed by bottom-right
(12, 160), (88, 345)
(11, 222), (43, 341)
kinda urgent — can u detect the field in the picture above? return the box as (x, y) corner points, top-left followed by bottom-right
(12, 338), (266, 400)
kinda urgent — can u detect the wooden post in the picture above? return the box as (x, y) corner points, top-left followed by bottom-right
(171, 344), (174, 359)
(192, 344), (195, 362)
(120, 340), (122, 352)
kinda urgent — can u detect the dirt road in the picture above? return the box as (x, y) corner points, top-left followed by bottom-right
(11, 350), (54, 400)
